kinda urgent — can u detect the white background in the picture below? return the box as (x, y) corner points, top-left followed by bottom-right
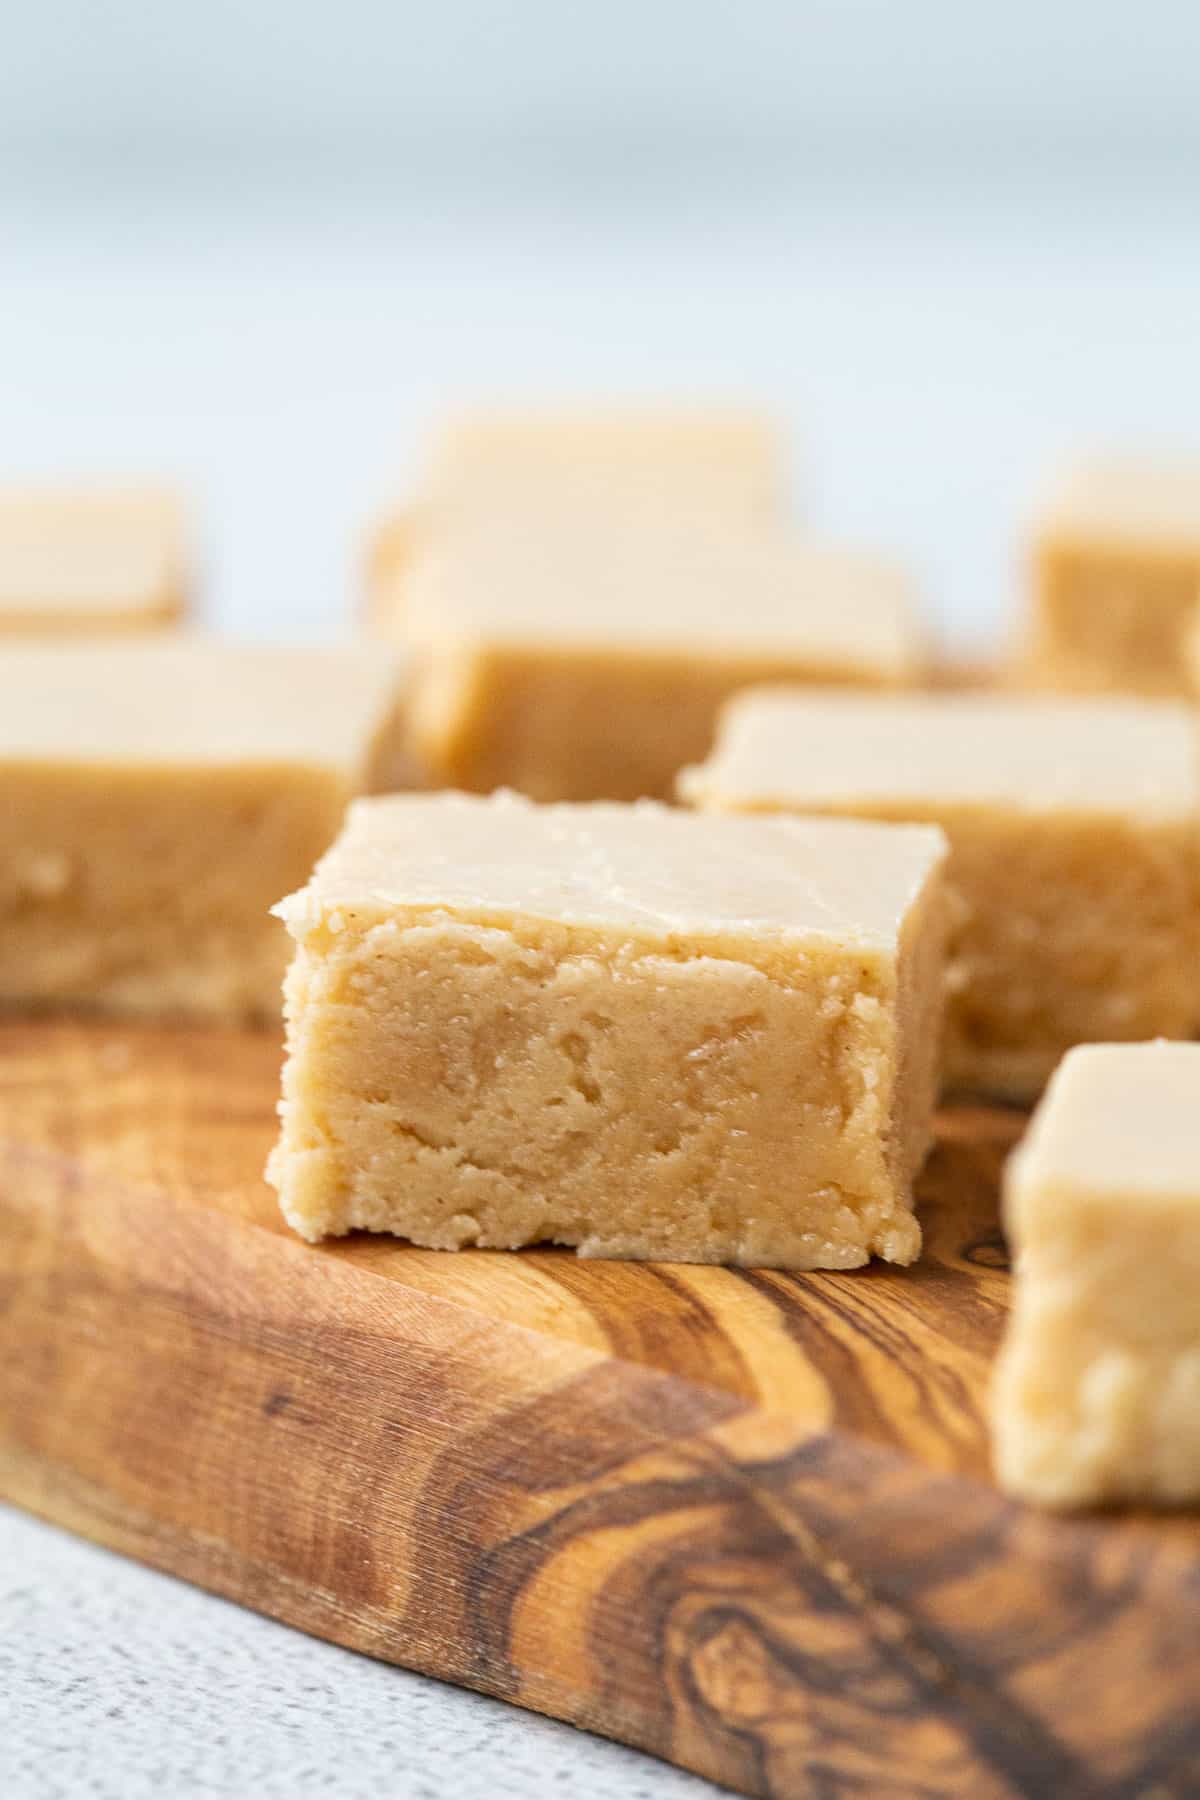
(3, 2), (1200, 653)
(5, 2), (1200, 149)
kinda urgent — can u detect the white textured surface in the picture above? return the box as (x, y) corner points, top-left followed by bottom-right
(0, 1506), (717, 1799)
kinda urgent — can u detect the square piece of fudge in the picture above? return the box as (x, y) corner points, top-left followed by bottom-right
(0, 487), (187, 633)
(366, 404), (787, 612)
(681, 690), (1200, 1100)
(422, 405), (786, 515)
(992, 1042), (1200, 1507)
(269, 792), (949, 1268)
(393, 520), (924, 802)
(0, 641), (408, 1022)
(1024, 458), (1200, 695)
(1186, 602), (1200, 696)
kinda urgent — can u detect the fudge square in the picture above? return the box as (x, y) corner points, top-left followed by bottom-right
(420, 405), (786, 517)
(395, 520), (925, 803)
(992, 1042), (1200, 1508)
(0, 487), (187, 633)
(1025, 457), (1200, 696)
(269, 792), (949, 1268)
(0, 641), (409, 1023)
(1187, 602), (1200, 695)
(681, 689), (1200, 1101)
(367, 404), (787, 610)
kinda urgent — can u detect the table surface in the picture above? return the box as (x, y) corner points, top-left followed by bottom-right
(0, 1506), (716, 1800)
(3, 152), (1198, 1799)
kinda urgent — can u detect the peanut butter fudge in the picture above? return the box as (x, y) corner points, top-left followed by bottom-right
(269, 792), (949, 1268)
(367, 405), (786, 609)
(1025, 458), (1200, 695)
(421, 406), (784, 513)
(0, 641), (408, 1022)
(396, 522), (924, 802)
(1187, 601), (1200, 695)
(0, 487), (187, 633)
(681, 690), (1200, 1099)
(992, 1042), (1200, 1508)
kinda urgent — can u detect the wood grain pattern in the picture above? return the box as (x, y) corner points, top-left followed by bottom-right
(1, 1018), (1198, 1799)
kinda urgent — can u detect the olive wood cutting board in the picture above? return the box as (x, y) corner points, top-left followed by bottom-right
(1, 1018), (1197, 1799)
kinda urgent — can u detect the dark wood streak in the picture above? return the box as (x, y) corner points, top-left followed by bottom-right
(961, 1231), (1010, 1271)
(412, 1358), (748, 1701)
(457, 1424), (1186, 1798)
(738, 1269), (906, 1444)
(742, 1259), (995, 1479)
(670, 1445), (1099, 1800)
(1125, 1731), (1200, 1800)
(531, 1257), (762, 1400)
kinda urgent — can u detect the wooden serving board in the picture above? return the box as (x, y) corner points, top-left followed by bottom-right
(2, 1019), (1198, 1799)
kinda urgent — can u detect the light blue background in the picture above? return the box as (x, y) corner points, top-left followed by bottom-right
(3, 2), (1200, 653)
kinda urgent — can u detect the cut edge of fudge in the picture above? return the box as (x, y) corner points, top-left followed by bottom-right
(1031, 456), (1200, 554)
(268, 793), (950, 1269)
(1023, 459), (1200, 696)
(992, 1041), (1200, 1509)
(680, 687), (1200, 1100)
(396, 529), (927, 800)
(0, 641), (414, 1024)
(1185, 599), (1200, 697)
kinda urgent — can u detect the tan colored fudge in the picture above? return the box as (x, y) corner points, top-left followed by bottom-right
(1186, 601), (1200, 695)
(992, 1042), (1200, 1508)
(0, 488), (187, 633)
(395, 521), (924, 802)
(681, 690), (1200, 1100)
(367, 405), (787, 612)
(269, 792), (949, 1268)
(1025, 458), (1200, 695)
(0, 641), (408, 1022)
(420, 405), (785, 513)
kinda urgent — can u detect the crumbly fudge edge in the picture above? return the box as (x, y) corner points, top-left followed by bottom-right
(266, 896), (922, 1266)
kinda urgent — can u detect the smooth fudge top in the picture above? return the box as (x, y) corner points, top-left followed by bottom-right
(1008, 1042), (1200, 1219)
(278, 790), (947, 957)
(0, 641), (404, 771)
(681, 689), (1200, 821)
(402, 521), (922, 678)
(421, 405), (783, 515)
(1036, 457), (1200, 551)
(0, 488), (184, 622)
